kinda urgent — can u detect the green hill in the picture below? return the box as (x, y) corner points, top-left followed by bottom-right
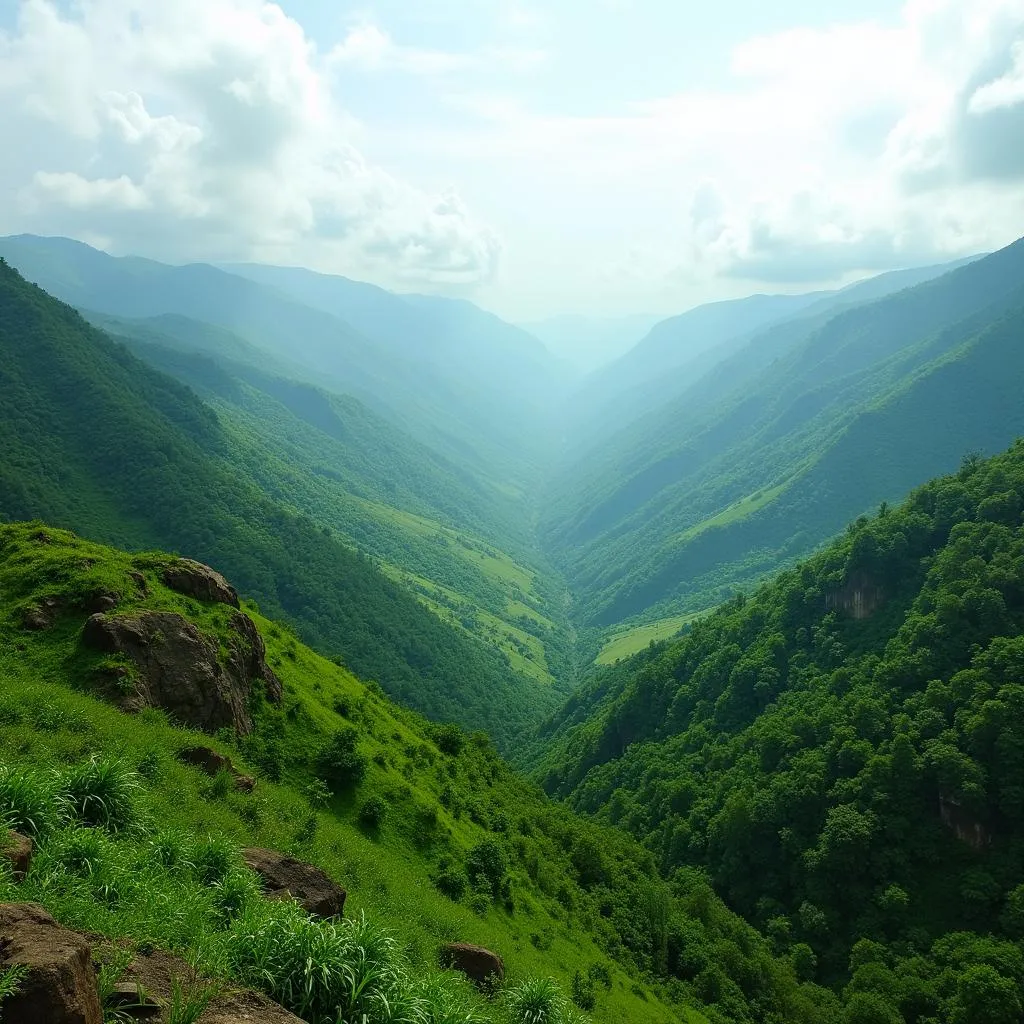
(0, 256), (554, 746)
(542, 238), (1024, 628)
(532, 440), (1024, 1021)
(0, 520), (845, 1024)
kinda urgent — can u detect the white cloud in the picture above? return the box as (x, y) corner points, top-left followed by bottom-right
(0, 0), (500, 287)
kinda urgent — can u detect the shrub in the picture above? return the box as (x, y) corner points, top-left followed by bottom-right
(58, 756), (140, 832)
(358, 795), (388, 829)
(314, 727), (367, 791)
(0, 763), (65, 836)
(433, 723), (466, 757)
(571, 970), (596, 1011)
(504, 977), (567, 1024)
(434, 861), (468, 901)
(191, 834), (238, 885)
(467, 839), (510, 902)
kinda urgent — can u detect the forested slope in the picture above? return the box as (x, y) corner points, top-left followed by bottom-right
(0, 257), (554, 745)
(534, 440), (1024, 1021)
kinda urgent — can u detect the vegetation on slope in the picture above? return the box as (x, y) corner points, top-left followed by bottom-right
(0, 256), (554, 746)
(542, 238), (1024, 628)
(0, 521), (845, 1023)
(535, 441), (1024, 1023)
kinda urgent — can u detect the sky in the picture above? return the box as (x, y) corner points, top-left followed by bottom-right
(1, 0), (1023, 320)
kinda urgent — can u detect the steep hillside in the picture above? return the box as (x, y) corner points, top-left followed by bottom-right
(533, 440), (1024, 1021)
(543, 238), (1024, 628)
(88, 314), (573, 688)
(0, 522), (842, 1024)
(0, 256), (555, 745)
(0, 236), (562, 487)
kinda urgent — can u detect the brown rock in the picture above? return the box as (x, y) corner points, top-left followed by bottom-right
(128, 572), (149, 597)
(234, 775), (257, 794)
(3, 832), (32, 881)
(83, 592), (119, 614)
(176, 746), (235, 777)
(440, 942), (504, 989)
(0, 902), (102, 1024)
(162, 559), (240, 608)
(242, 848), (346, 919)
(81, 610), (277, 736)
(21, 597), (60, 630)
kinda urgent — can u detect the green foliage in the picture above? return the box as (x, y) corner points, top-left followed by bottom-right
(0, 764), (65, 837)
(358, 795), (388, 829)
(315, 728), (368, 791)
(58, 756), (140, 832)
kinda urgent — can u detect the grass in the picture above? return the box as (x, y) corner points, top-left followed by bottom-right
(671, 481), (791, 547)
(0, 521), (695, 1024)
(595, 613), (704, 665)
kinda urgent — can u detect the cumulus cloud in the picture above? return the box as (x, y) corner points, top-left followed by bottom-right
(0, 0), (500, 287)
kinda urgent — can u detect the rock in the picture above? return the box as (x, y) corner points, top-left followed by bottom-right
(82, 610), (278, 735)
(121, 948), (302, 1024)
(104, 981), (162, 1020)
(21, 597), (60, 630)
(440, 942), (505, 989)
(83, 592), (119, 614)
(162, 559), (240, 608)
(242, 848), (346, 919)
(0, 902), (102, 1024)
(177, 745), (235, 777)
(3, 831), (32, 881)
(234, 775), (257, 794)
(128, 571), (149, 597)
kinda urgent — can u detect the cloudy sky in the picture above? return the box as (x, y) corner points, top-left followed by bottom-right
(2, 0), (1023, 319)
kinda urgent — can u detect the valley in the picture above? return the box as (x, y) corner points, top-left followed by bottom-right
(2, 229), (1024, 1024)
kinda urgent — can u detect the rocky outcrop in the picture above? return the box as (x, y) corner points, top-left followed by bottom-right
(825, 571), (883, 620)
(0, 903), (102, 1024)
(176, 746), (257, 792)
(440, 942), (504, 989)
(161, 559), (240, 608)
(242, 848), (346, 919)
(939, 793), (991, 850)
(21, 597), (60, 630)
(3, 831), (32, 880)
(82, 610), (281, 736)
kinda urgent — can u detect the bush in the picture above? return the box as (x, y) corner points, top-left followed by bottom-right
(504, 977), (568, 1024)
(467, 839), (510, 902)
(191, 834), (239, 885)
(571, 970), (596, 1011)
(433, 723), (466, 757)
(0, 763), (65, 836)
(314, 727), (367, 791)
(59, 756), (140, 832)
(358, 795), (388, 829)
(434, 860), (468, 901)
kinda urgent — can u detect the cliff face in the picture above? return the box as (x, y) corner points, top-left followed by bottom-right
(825, 571), (883, 619)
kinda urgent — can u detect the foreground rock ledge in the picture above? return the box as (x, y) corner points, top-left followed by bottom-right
(0, 902), (102, 1024)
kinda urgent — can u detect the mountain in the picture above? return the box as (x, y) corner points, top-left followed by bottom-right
(0, 256), (556, 746)
(520, 313), (662, 373)
(86, 309), (574, 689)
(531, 439), (1024, 1020)
(559, 259), (979, 459)
(0, 235), (565, 487)
(542, 240), (1024, 628)
(0, 519), (847, 1024)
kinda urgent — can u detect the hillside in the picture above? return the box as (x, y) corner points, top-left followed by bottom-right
(542, 238), (1024, 629)
(0, 256), (555, 746)
(0, 235), (564, 488)
(532, 440), (1024, 1021)
(87, 312), (573, 689)
(0, 521), (845, 1024)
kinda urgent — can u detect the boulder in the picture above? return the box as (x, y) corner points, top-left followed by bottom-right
(2, 831), (32, 881)
(83, 592), (119, 614)
(104, 981), (163, 1020)
(21, 597), (60, 630)
(162, 559), (240, 608)
(0, 902), (102, 1024)
(242, 848), (346, 919)
(82, 610), (280, 736)
(440, 942), (504, 989)
(176, 747), (257, 792)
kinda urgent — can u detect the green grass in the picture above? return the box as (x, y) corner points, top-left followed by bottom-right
(671, 481), (791, 547)
(0, 521), (700, 1024)
(595, 613), (704, 665)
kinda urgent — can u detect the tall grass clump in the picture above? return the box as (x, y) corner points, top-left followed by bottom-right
(58, 755), (141, 831)
(0, 763), (66, 836)
(503, 977), (584, 1024)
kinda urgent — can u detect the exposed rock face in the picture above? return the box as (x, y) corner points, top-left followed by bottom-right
(3, 831), (32, 880)
(440, 942), (504, 989)
(162, 559), (240, 608)
(82, 610), (280, 736)
(242, 848), (346, 919)
(939, 793), (991, 850)
(0, 903), (102, 1024)
(825, 571), (883, 620)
